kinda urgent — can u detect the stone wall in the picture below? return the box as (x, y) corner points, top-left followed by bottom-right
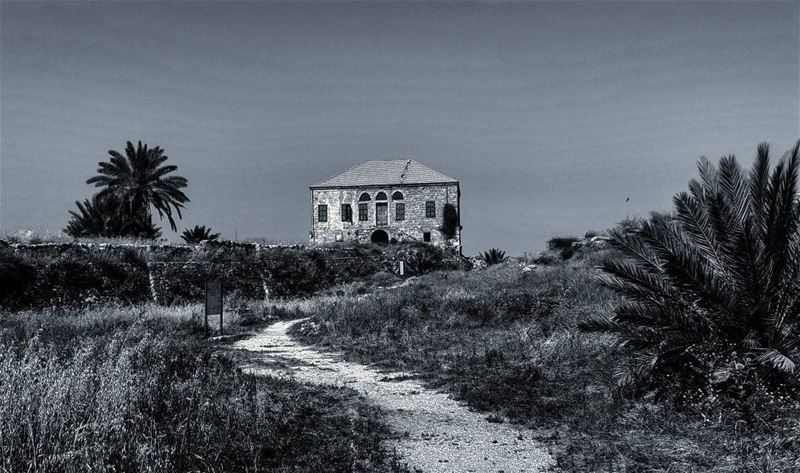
(310, 183), (461, 251)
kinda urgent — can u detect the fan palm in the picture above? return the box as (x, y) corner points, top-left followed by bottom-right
(65, 194), (162, 239)
(481, 248), (508, 265)
(87, 141), (188, 231)
(581, 141), (800, 387)
(181, 225), (220, 244)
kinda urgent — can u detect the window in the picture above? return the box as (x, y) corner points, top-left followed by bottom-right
(358, 203), (368, 221)
(392, 191), (404, 200)
(318, 204), (328, 222)
(395, 203), (405, 221)
(375, 192), (387, 200)
(359, 193), (371, 201)
(423, 232), (431, 242)
(341, 204), (352, 223)
(425, 200), (436, 218)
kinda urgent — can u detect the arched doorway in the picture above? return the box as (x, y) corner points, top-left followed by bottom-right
(370, 229), (389, 244)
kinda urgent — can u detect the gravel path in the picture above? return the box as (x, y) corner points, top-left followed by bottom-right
(233, 319), (554, 473)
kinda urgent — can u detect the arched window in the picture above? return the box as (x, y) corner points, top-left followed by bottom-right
(392, 191), (404, 200)
(359, 193), (371, 201)
(375, 192), (387, 201)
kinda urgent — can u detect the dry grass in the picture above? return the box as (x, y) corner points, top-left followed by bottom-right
(0, 304), (405, 473)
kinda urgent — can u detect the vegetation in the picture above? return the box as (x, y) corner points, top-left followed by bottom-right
(87, 141), (189, 231)
(0, 241), (461, 309)
(480, 248), (507, 265)
(581, 142), (800, 395)
(181, 225), (221, 244)
(291, 259), (800, 471)
(440, 203), (459, 239)
(65, 194), (162, 239)
(0, 305), (404, 472)
(65, 140), (189, 239)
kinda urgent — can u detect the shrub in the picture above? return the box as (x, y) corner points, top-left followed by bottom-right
(581, 141), (800, 395)
(180, 225), (220, 244)
(480, 248), (507, 265)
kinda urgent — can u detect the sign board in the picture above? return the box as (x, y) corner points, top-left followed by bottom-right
(206, 280), (223, 315)
(205, 280), (223, 336)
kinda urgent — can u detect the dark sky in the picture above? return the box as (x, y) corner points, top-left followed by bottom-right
(2, 1), (798, 254)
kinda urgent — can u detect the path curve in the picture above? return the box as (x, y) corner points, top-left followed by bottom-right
(233, 319), (554, 473)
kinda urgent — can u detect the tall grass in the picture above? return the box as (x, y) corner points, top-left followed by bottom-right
(0, 305), (404, 472)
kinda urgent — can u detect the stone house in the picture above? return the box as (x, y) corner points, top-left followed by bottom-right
(310, 160), (461, 252)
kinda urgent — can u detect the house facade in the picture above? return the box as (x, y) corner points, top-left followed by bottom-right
(310, 160), (461, 252)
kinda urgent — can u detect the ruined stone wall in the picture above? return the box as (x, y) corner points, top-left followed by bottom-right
(310, 183), (461, 251)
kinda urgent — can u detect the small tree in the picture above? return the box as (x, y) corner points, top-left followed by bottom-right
(441, 203), (459, 239)
(581, 141), (800, 392)
(181, 225), (220, 244)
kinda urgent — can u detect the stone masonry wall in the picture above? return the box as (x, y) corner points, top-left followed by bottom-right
(310, 183), (461, 251)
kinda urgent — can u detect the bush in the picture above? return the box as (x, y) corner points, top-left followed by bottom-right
(1, 241), (460, 310)
(480, 248), (507, 265)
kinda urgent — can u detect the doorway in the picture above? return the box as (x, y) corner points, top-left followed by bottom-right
(376, 203), (388, 226)
(371, 229), (389, 244)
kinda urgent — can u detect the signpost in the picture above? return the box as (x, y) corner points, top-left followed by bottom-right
(205, 280), (223, 336)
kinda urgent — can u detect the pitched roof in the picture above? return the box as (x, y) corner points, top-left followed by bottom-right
(311, 160), (458, 188)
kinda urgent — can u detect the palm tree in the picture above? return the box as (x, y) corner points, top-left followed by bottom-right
(65, 194), (162, 239)
(181, 225), (220, 244)
(87, 141), (189, 231)
(481, 248), (508, 265)
(581, 141), (800, 388)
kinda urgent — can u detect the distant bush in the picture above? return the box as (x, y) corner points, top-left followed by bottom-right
(547, 236), (580, 259)
(480, 248), (507, 265)
(180, 225), (220, 244)
(0, 246), (150, 309)
(0, 255), (35, 309)
(0, 241), (461, 310)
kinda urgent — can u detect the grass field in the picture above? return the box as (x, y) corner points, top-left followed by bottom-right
(0, 304), (406, 473)
(290, 253), (800, 471)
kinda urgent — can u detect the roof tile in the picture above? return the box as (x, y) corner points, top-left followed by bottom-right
(311, 160), (457, 188)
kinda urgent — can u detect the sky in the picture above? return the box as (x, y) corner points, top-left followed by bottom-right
(1, 0), (798, 255)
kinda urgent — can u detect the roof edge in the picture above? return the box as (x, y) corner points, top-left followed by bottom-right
(310, 180), (459, 190)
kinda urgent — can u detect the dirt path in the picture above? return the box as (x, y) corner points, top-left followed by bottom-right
(233, 319), (554, 473)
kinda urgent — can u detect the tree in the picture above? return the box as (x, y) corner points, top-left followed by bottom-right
(87, 141), (189, 231)
(581, 141), (800, 389)
(181, 225), (221, 244)
(441, 203), (459, 239)
(64, 194), (161, 239)
(480, 248), (507, 265)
